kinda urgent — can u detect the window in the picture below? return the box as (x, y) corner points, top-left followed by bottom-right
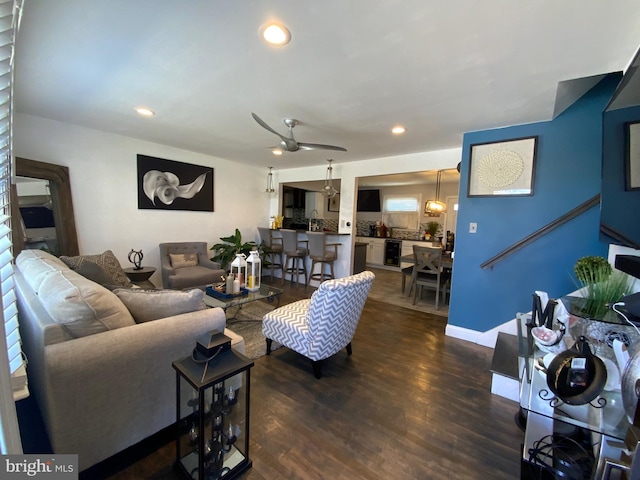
(382, 194), (421, 213)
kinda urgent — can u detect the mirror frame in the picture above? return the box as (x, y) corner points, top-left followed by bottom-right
(11, 157), (79, 257)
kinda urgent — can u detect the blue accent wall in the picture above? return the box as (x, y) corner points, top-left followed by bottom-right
(601, 104), (640, 248)
(448, 74), (620, 332)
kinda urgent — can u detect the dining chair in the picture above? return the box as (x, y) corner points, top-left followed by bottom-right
(411, 245), (449, 310)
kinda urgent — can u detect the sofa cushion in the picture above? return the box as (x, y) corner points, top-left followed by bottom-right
(16, 251), (69, 293)
(170, 253), (199, 269)
(38, 269), (135, 338)
(113, 288), (206, 323)
(60, 250), (132, 288)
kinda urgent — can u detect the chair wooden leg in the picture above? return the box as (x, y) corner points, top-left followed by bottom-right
(311, 360), (322, 379)
(266, 338), (273, 355)
(346, 342), (352, 355)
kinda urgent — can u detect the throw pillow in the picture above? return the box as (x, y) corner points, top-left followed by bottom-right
(170, 253), (199, 269)
(66, 260), (122, 290)
(113, 288), (206, 323)
(60, 250), (132, 288)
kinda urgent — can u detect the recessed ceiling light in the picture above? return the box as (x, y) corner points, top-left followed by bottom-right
(261, 23), (291, 46)
(272, 149), (283, 156)
(135, 107), (155, 117)
(391, 125), (406, 135)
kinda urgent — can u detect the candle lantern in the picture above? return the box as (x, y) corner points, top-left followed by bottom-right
(245, 250), (261, 292)
(172, 331), (254, 480)
(230, 253), (247, 289)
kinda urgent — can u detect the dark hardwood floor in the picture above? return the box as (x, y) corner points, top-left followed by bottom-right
(21, 278), (524, 479)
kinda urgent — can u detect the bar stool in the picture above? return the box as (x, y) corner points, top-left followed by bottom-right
(306, 231), (341, 287)
(257, 227), (283, 281)
(280, 229), (308, 287)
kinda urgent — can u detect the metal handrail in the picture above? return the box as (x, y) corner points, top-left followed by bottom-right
(480, 194), (600, 270)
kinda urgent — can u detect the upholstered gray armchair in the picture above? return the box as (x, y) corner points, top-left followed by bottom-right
(159, 242), (226, 289)
(262, 271), (375, 378)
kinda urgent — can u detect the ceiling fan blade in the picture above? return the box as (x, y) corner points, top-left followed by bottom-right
(297, 142), (347, 152)
(251, 113), (289, 142)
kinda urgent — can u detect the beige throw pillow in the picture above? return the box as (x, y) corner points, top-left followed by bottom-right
(60, 250), (132, 288)
(113, 288), (206, 323)
(170, 253), (199, 268)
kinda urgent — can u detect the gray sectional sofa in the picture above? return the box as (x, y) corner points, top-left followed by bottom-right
(14, 249), (243, 471)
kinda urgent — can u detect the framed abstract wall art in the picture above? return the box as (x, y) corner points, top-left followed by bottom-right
(467, 136), (538, 197)
(626, 121), (640, 191)
(137, 154), (214, 211)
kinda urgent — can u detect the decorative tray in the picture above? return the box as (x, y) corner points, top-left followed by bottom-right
(206, 285), (249, 299)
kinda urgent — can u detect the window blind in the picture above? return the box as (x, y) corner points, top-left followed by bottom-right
(0, 0), (26, 400)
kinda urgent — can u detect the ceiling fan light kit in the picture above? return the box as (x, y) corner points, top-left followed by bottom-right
(251, 112), (347, 154)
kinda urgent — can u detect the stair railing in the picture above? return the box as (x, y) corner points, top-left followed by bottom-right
(480, 194), (600, 270)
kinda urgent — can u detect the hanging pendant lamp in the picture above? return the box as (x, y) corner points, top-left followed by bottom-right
(265, 166), (276, 194)
(425, 170), (446, 216)
(323, 159), (338, 198)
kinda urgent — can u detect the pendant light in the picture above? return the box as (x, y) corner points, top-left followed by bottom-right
(265, 166), (276, 194)
(323, 159), (337, 198)
(425, 170), (446, 216)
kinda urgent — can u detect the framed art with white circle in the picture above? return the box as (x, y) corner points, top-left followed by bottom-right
(626, 121), (640, 191)
(467, 136), (538, 197)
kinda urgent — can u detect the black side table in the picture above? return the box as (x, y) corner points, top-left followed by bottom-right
(123, 266), (156, 288)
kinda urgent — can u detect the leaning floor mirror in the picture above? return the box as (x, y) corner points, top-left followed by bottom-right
(11, 157), (79, 258)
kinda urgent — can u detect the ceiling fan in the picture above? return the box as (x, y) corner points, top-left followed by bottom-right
(251, 113), (347, 153)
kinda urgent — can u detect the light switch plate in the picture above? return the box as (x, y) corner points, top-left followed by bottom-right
(469, 222), (477, 233)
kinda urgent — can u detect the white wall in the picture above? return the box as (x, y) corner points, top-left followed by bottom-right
(15, 113), (462, 284)
(14, 114), (269, 287)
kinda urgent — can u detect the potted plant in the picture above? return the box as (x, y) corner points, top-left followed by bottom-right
(210, 228), (257, 270)
(426, 221), (442, 246)
(571, 256), (633, 320)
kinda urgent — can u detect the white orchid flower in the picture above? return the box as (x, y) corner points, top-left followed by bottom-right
(143, 170), (208, 205)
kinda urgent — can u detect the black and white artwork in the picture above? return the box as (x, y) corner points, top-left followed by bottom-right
(137, 154), (214, 211)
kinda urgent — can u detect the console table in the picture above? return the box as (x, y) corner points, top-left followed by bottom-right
(516, 312), (631, 479)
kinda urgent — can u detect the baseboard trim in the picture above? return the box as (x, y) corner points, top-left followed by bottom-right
(445, 319), (517, 348)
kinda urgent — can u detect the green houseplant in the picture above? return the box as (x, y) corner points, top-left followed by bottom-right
(426, 221), (442, 244)
(210, 228), (257, 270)
(571, 256), (633, 320)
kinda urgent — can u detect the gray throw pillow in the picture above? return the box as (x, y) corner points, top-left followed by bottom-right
(113, 288), (205, 323)
(60, 250), (132, 288)
(67, 260), (122, 290)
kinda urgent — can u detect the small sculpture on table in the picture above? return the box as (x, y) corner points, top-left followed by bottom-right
(128, 249), (144, 270)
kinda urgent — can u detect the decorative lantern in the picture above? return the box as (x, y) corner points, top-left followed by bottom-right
(172, 331), (254, 480)
(230, 253), (247, 290)
(245, 250), (261, 292)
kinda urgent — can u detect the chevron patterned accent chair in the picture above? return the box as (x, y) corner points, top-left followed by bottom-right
(262, 270), (375, 378)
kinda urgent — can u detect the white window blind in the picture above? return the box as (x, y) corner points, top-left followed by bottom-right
(383, 194), (420, 213)
(0, 0), (26, 400)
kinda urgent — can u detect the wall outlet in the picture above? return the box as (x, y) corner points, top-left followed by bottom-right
(469, 222), (477, 233)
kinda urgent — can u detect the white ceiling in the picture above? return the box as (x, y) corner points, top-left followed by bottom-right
(13, 1), (640, 170)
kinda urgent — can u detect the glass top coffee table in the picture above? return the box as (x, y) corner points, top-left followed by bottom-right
(203, 283), (283, 312)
